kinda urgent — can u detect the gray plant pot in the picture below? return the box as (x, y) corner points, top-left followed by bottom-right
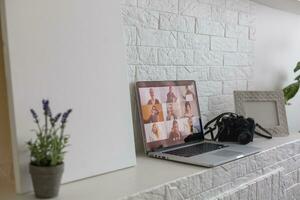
(29, 163), (64, 199)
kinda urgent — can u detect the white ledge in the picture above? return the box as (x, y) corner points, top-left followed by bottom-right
(2, 133), (300, 200)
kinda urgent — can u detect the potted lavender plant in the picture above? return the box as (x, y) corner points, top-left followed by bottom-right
(27, 100), (72, 198)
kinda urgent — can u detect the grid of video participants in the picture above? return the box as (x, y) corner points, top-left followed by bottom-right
(139, 84), (201, 147)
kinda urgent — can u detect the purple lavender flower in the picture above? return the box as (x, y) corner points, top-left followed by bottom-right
(61, 109), (72, 125)
(30, 109), (39, 123)
(42, 99), (49, 108)
(50, 113), (61, 126)
(48, 107), (52, 118)
(42, 99), (50, 115)
(54, 113), (61, 123)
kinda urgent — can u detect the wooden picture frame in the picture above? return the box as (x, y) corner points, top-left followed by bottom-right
(234, 90), (289, 137)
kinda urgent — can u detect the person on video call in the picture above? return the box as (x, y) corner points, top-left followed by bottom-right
(149, 123), (161, 142)
(166, 103), (177, 121)
(168, 120), (182, 142)
(166, 86), (177, 103)
(183, 85), (195, 101)
(183, 101), (194, 118)
(147, 88), (160, 105)
(146, 105), (160, 123)
(183, 117), (199, 135)
(189, 117), (199, 133)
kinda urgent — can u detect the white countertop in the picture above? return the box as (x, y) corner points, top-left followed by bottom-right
(1, 133), (300, 200)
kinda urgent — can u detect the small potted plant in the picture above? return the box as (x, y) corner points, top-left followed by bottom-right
(27, 99), (72, 198)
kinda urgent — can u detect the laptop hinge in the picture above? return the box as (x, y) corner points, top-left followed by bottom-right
(149, 140), (204, 154)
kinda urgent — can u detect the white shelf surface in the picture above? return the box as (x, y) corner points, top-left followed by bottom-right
(1, 133), (300, 200)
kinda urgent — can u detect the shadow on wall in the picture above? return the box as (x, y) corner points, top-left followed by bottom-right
(253, 3), (300, 133)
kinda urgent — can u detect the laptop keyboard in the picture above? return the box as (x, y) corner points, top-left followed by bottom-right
(164, 143), (227, 157)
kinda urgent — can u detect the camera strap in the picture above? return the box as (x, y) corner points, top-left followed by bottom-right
(203, 112), (239, 141)
(204, 112), (238, 130)
(255, 123), (272, 139)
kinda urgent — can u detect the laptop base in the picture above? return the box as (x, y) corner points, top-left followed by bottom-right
(149, 141), (260, 167)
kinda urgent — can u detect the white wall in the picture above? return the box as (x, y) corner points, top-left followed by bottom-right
(121, 0), (255, 152)
(1, 0), (136, 193)
(253, 3), (300, 133)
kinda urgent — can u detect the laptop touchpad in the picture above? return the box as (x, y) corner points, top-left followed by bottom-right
(212, 150), (243, 157)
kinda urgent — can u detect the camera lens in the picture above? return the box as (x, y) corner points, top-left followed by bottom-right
(237, 131), (251, 144)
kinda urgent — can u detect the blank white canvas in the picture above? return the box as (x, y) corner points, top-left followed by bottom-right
(1, 0), (136, 193)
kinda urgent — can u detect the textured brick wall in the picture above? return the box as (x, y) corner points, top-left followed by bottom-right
(121, 0), (255, 151)
(122, 140), (300, 200)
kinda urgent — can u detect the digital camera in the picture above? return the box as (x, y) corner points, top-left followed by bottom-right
(217, 114), (256, 144)
(204, 112), (272, 145)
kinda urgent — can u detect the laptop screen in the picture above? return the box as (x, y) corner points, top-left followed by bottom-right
(136, 80), (204, 152)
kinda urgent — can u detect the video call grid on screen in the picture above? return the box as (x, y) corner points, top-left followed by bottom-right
(136, 80), (204, 152)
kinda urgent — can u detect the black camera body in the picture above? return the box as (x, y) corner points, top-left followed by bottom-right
(204, 112), (272, 145)
(217, 114), (255, 144)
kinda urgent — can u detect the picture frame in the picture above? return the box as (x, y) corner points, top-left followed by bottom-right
(234, 90), (289, 137)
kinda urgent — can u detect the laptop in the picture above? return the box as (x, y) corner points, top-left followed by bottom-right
(135, 80), (260, 167)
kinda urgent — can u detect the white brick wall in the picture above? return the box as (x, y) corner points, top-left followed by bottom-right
(122, 7), (159, 29)
(178, 33), (210, 50)
(179, 0), (212, 18)
(211, 36), (237, 51)
(121, 0), (255, 150)
(158, 48), (194, 65)
(139, 0), (179, 13)
(196, 19), (225, 36)
(160, 13), (195, 32)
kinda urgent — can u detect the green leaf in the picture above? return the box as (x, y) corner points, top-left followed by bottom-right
(295, 74), (300, 81)
(294, 62), (300, 72)
(283, 82), (300, 103)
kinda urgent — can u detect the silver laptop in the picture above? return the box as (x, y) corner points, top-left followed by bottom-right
(136, 80), (260, 167)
